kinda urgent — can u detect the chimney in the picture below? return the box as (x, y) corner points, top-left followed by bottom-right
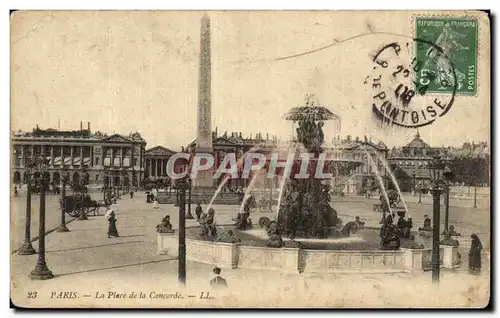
(347, 135), (351, 142)
(80, 121), (83, 131)
(266, 133), (269, 140)
(88, 121), (90, 132)
(215, 127), (218, 138)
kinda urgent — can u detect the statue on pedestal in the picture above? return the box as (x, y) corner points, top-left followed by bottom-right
(156, 215), (174, 233)
(447, 225), (461, 236)
(440, 232), (460, 247)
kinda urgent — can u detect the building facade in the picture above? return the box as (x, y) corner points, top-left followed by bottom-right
(329, 135), (389, 194)
(387, 131), (490, 191)
(144, 145), (177, 178)
(185, 130), (388, 194)
(386, 131), (439, 192)
(11, 123), (146, 188)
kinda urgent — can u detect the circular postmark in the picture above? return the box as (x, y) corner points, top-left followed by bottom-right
(365, 38), (458, 128)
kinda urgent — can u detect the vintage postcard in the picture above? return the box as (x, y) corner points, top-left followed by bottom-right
(10, 10), (490, 308)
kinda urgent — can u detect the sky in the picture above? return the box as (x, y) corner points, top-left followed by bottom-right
(10, 11), (490, 151)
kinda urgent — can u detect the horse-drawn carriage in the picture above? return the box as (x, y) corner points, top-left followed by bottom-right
(60, 194), (106, 217)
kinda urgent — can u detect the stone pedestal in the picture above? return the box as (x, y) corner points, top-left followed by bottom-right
(157, 232), (177, 256)
(401, 248), (425, 272)
(441, 245), (461, 269)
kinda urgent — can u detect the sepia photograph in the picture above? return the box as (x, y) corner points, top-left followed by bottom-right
(9, 10), (491, 308)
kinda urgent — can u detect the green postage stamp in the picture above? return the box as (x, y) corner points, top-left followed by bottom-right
(415, 17), (478, 95)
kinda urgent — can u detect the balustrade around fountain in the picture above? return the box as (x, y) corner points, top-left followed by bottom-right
(157, 231), (460, 273)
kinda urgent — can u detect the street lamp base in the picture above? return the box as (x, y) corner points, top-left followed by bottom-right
(56, 224), (70, 232)
(18, 242), (36, 255)
(29, 263), (54, 280)
(78, 214), (89, 221)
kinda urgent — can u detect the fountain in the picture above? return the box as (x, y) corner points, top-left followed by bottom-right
(157, 94), (461, 273)
(274, 97), (363, 239)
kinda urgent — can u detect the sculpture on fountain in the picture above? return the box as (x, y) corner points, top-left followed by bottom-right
(200, 208), (218, 239)
(380, 215), (400, 249)
(234, 195), (254, 230)
(275, 97), (359, 239)
(266, 220), (284, 248)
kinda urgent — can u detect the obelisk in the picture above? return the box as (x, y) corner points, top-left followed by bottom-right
(194, 14), (214, 188)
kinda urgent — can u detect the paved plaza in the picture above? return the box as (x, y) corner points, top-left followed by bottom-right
(10, 191), (490, 308)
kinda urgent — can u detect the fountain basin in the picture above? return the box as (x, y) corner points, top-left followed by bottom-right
(157, 226), (461, 274)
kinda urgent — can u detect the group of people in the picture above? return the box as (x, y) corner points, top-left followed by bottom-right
(415, 215), (484, 273)
(146, 188), (160, 209)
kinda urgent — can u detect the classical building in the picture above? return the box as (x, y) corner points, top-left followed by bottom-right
(187, 130), (279, 189)
(184, 130), (388, 194)
(388, 131), (490, 190)
(329, 135), (389, 194)
(144, 145), (177, 178)
(387, 131), (440, 191)
(11, 123), (146, 188)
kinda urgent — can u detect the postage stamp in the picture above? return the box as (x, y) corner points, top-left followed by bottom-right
(414, 17), (478, 95)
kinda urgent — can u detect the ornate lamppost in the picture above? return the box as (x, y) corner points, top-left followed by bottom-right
(412, 171), (416, 196)
(175, 177), (189, 284)
(473, 184), (478, 208)
(29, 155), (54, 280)
(77, 167), (88, 221)
(185, 155), (194, 220)
(57, 165), (70, 232)
(18, 156), (36, 255)
(427, 155), (452, 283)
(187, 179), (194, 219)
(442, 165), (453, 235)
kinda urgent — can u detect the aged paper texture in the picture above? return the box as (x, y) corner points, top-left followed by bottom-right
(10, 10), (490, 308)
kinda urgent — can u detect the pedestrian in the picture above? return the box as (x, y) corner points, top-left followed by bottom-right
(130, 190), (134, 199)
(104, 205), (113, 219)
(469, 233), (483, 274)
(14, 186), (18, 197)
(153, 198), (159, 209)
(107, 211), (119, 238)
(209, 267), (227, 289)
(195, 203), (203, 221)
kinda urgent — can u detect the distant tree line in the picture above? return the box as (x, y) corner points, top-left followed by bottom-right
(449, 156), (490, 186)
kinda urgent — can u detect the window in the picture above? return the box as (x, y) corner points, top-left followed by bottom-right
(95, 157), (99, 165)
